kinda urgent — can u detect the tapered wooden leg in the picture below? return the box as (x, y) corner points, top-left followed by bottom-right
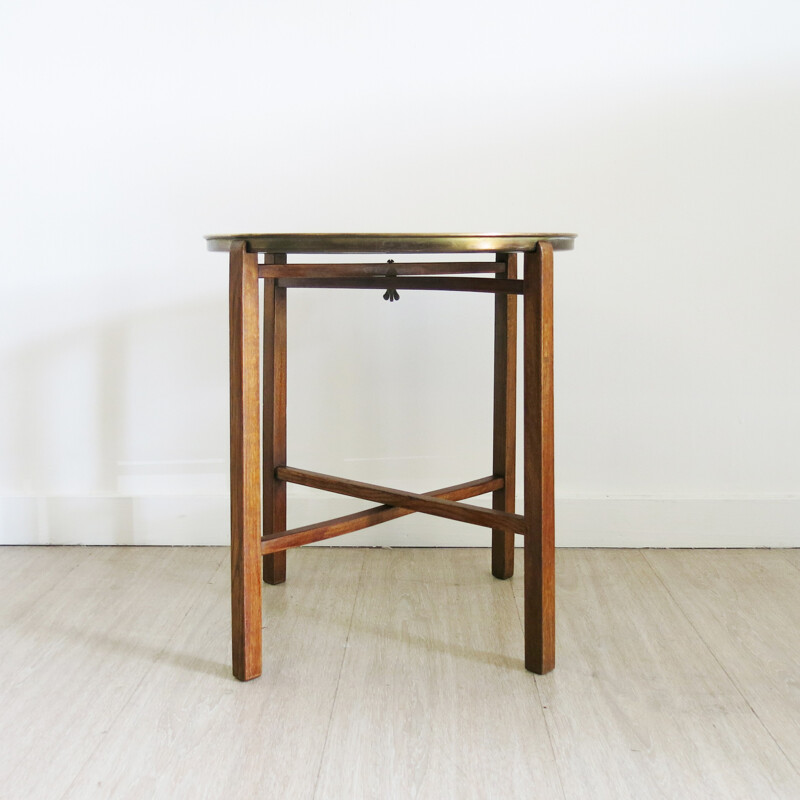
(229, 242), (263, 681)
(523, 242), (555, 674)
(492, 253), (517, 579)
(263, 255), (288, 585)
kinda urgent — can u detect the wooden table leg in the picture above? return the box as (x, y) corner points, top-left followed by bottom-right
(229, 242), (263, 681)
(492, 253), (518, 579)
(523, 242), (555, 674)
(263, 255), (288, 585)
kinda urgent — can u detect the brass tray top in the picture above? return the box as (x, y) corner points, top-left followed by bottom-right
(205, 232), (576, 254)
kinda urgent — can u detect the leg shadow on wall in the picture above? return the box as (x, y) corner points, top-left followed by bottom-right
(0, 295), (231, 545)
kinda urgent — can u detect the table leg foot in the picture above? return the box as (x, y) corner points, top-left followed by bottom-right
(523, 243), (555, 675)
(492, 253), (518, 580)
(263, 552), (286, 584)
(264, 259), (288, 586)
(230, 242), (263, 681)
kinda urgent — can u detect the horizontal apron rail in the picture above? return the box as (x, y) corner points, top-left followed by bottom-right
(275, 276), (523, 295)
(261, 475), (504, 554)
(258, 261), (503, 278)
(276, 466), (526, 533)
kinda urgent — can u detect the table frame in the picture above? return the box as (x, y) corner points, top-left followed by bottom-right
(227, 240), (558, 681)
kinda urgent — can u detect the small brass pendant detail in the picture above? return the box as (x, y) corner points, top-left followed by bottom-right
(383, 260), (400, 302)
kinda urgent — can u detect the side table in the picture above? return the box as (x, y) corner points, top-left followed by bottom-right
(205, 233), (576, 681)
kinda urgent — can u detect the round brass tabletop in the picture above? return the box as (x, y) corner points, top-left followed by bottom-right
(205, 232), (576, 255)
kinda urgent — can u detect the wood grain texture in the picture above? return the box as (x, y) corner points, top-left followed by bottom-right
(261, 476), (503, 554)
(262, 255), (287, 586)
(523, 242), (555, 673)
(513, 549), (800, 799)
(3, 547), (800, 800)
(644, 549), (800, 776)
(229, 242), (263, 680)
(259, 261), (502, 278)
(276, 276), (523, 294)
(0, 546), (89, 647)
(0, 547), (222, 799)
(278, 466), (526, 533)
(492, 253), (518, 580)
(313, 549), (564, 799)
(781, 549), (800, 568)
(58, 548), (365, 800)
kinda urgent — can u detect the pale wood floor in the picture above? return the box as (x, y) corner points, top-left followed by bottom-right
(1, 548), (798, 799)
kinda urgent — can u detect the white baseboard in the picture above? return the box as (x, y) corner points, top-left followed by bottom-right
(1, 494), (798, 547)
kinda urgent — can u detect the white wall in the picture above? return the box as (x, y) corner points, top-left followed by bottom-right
(1, 0), (799, 546)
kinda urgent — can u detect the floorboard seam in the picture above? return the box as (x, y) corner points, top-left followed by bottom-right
(510, 565), (568, 800)
(55, 551), (228, 800)
(641, 551), (800, 781)
(20, 547), (98, 614)
(311, 549), (367, 799)
(779, 551), (800, 573)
